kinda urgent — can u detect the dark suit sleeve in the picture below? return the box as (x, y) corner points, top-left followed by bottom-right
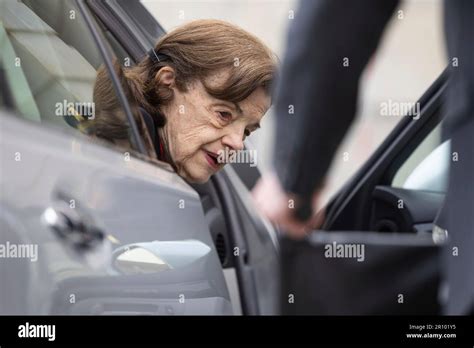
(273, 0), (399, 198)
(443, 0), (474, 133)
(440, 0), (474, 315)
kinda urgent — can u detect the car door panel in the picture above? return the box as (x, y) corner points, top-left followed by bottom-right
(213, 166), (279, 315)
(281, 232), (441, 315)
(0, 113), (232, 315)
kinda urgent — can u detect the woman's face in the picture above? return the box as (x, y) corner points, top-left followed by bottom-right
(159, 69), (271, 184)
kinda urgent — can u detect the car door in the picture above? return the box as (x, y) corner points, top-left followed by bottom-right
(0, 0), (232, 315)
(88, 0), (280, 315)
(281, 71), (448, 315)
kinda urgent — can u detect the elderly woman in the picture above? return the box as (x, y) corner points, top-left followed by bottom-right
(90, 19), (275, 184)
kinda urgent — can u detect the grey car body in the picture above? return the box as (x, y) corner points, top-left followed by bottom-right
(0, 0), (279, 315)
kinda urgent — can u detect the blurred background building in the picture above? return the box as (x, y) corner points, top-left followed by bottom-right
(141, 0), (446, 204)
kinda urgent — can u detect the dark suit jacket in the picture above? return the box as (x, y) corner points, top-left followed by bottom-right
(273, 0), (474, 314)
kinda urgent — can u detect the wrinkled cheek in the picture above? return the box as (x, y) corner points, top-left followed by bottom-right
(176, 151), (200, 177)
(175, 144), (197, 167)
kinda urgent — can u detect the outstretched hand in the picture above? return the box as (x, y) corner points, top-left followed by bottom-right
(252, 172), (325, 239)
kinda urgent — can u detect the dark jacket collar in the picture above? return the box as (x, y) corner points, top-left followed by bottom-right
(139, 107), (164, 161)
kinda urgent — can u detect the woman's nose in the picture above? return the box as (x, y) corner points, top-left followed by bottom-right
(221, 131), (245, 151)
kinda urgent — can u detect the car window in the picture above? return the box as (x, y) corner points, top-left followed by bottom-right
(391, 123), (448, 193)
(0, 0), (145, 157)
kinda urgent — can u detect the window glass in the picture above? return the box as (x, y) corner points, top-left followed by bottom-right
(0, 0), (148, 157)
(392, 123), (448, 192)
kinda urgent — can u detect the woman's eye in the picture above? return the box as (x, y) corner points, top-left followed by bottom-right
(244, 129), (251, 137)
(218, 111), (233, 122)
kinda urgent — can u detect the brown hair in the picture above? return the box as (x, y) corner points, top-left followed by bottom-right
(88, 19), (275, 156)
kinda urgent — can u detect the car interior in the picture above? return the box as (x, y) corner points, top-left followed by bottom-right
(323, 72), (448, 236)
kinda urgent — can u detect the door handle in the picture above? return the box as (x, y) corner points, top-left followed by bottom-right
(41, 193), (105, 252)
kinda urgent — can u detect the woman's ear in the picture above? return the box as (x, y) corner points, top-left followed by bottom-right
(154, 66), (176, 88)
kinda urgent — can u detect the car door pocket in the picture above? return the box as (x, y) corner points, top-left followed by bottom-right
(192, 183), (232, 267)
(280, 231), (441, 315)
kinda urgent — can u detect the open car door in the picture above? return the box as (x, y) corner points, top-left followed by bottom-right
(281, 71), (448, 315)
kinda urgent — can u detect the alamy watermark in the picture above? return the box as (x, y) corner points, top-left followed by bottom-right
(0, 241), (38, 262)
(217, 148), (257, 167)
(55, 99), (95, 120)
(18, 322), (55, 341)
(380, 99), (420, 120)
(324, 241), (365, 262)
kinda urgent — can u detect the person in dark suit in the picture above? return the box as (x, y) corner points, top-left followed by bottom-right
(252, 0), (473, 315)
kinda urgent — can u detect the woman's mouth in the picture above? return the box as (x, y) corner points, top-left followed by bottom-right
(204, 150), (221, 170)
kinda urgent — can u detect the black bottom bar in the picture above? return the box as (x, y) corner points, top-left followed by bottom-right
(0, 315), (472, 345)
